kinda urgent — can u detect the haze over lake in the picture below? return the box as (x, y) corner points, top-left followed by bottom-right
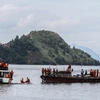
(0, 65), (100, 100)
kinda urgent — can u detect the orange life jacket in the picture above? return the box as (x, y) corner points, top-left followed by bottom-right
(90, 69), (93, 74)
(5, 74), (9, 78)
(42, 68), (45, 73)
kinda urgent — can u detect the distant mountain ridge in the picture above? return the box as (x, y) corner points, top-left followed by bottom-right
(70, 44), (100, 61)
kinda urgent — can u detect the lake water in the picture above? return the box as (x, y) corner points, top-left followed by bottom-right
(0, 65), (100, 100)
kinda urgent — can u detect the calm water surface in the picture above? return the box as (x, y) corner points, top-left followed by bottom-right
(0, 65), (100, 100)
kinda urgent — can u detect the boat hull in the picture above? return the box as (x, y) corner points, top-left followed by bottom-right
(0, 78), (12, 84)
(40, 75), (100, 83)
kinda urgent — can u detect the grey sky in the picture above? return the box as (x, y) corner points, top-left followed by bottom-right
(0, 0), (100, 54)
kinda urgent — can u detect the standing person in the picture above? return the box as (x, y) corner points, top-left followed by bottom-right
(44, 68), (46, 75)
(81, 69), (84, 76)
(66, 65), (73, 73)
(42, 68), (45, 75)
(53, 68), (55, 74)
(85, 70), (87, 75)
(97, 69), (99, 77)
(56, 68), (58, 74)
(10, 70), (14, 79)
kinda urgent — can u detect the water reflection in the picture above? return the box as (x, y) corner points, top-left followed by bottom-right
(0, 84), (12, 95)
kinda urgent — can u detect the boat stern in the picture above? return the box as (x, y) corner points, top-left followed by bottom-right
(2, 78), (12, 84)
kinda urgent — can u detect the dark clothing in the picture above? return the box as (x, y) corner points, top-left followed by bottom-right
(26, 78), (30, 83)
(81, 69), (84, 76)
(85, 70), (87, 75)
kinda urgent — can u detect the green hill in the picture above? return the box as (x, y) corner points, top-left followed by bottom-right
(0, 30), (100, 65)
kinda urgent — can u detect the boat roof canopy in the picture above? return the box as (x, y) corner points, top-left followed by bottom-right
(0, 70), (10, 72)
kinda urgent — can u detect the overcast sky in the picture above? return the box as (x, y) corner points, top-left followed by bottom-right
(0, 0), (100, 54)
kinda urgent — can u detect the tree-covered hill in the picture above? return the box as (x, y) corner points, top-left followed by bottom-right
(0, 30), (100, 65)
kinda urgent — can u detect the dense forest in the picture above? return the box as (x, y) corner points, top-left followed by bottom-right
(0, 30), (100, 65)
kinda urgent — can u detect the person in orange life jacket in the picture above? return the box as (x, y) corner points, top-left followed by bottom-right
(66, 65), (73, 73)
(97, 69), (99, 77)
(0, 62), (2, 67)
(25, 77), (30, 83)
(5, 74), (10, 78)
(90, 69), (93, 76)
(44, 68), (46, 75)
(0, 61), (4, 68)
(3, 63), (8, 70)
(42, 68), (45, 75)
(1, 62), (4, 67)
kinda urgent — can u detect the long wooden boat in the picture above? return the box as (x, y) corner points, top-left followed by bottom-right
(41, 75), (100, 83)
(40, 71), (100, 83)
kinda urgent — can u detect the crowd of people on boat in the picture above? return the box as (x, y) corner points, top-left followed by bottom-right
(80, 69), (100, 77)
(41, 65), (73, 76)
(41, 67), (58, 76)
(90, 69), (99, 77)
(81, 69), (99, 77)
(0, 61), (8, 70)
(41, 65), (100, 78)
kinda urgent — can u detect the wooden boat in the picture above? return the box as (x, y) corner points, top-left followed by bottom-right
(0, 61), (14, 84)
(40, 70), (100, 83)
